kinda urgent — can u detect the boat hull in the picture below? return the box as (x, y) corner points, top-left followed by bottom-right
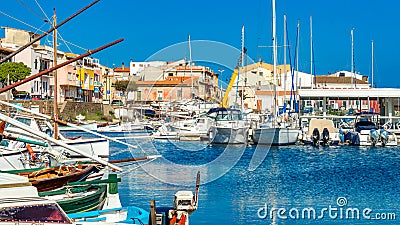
(210, 126), (249, 144)
(40, 184), (107, 214)
(252, 127), (298, 145)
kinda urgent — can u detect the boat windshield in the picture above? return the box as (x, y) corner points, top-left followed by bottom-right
(0, 203), (71, 223)
(215, 110), (243, 121)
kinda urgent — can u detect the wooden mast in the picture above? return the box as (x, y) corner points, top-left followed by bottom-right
(53, 9), (59, 139)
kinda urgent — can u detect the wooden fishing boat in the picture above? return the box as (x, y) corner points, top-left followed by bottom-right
(16, 164), (99, 192)
(38, 184), (107, 214)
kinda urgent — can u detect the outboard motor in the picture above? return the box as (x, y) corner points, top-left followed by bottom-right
(380, 129), (389, 146)
(321, 128), (330, 146)
(311, 128), (320, 146)
(369, 129), (379, 146)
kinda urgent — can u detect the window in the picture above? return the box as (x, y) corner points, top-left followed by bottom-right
(67, 72), (72, 81)
(259, 71), (263, 76)
(157, 90), (163, 101)
(137, 91), (142, 101)
(177, 89), (182, 98)
(168, 72), (173, 76)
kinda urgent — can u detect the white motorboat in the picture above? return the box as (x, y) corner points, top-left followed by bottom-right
(300, 118), (340, 146)
(208, 108), (250, 144)
(344, 112), (397, 146)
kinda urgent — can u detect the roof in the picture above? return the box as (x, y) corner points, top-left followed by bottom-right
(316, 76), (369, 85)
(114, 67), (130, 72)
(0, 46), (14, 53)
(299, 88), (400, 98)
(136, 76), (199, 86)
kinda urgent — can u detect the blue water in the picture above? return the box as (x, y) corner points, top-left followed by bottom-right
(63, 131), (400, 224)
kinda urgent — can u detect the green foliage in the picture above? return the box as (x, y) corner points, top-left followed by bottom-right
(113, 80), (138, 93)
(0, 62), (31, 85)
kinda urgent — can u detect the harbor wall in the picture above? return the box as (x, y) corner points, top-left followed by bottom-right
(4, 100), (113, 120)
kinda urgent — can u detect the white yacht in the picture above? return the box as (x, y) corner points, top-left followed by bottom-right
(208, 108), (250, 144)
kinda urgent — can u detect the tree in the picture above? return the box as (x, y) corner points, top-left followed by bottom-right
(0, 62), (31, 85)
(114, 79), (138, 95)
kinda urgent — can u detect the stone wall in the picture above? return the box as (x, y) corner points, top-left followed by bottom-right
(4, 101), (113, 120)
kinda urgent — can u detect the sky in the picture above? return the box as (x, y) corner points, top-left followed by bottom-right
(1, 0), (400, 88)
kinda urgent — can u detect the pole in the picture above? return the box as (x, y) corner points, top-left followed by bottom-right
(0, 38), (124, 94)
(53, 9), (59, 139)
(310, 16), (313, 89)
(241, 25), (245, 110)
(351, 28), (356, 89)
(272, 0), (277, 119)
(0, 112), (122, 171)
(371, 40), (374, 88)
(0, 0), (100, 64)
(283, 15), (287, 114)
(189, 35), (194, 99)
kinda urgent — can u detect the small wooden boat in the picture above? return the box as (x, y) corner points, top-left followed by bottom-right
(38, 184), (107, 214)
(17, 164), (99, 192)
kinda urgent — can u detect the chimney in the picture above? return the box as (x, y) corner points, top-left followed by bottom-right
(122, 62), (125, 70)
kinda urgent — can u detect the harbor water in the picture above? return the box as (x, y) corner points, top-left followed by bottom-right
(65, 131), (400, 224)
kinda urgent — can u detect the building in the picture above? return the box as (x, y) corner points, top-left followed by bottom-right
(134, 60), (219, 103)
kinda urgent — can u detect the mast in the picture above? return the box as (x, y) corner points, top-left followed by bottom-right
(241, 25), (245, 110)
(371, 40), (374, 88)
(351, 28), (356, 89)
(189, 35), (194, 99)
(310, 16), (313, 89)
(296, 20), (300, 93)
(272, 0), (277, 120)
(283, 14), (287, 114)
(52, 8), (59, 139)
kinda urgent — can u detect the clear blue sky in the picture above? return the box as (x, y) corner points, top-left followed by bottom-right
(1, 0), (399, 87)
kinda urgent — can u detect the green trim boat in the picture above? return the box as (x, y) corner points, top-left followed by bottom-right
(38, 184), (107, 213)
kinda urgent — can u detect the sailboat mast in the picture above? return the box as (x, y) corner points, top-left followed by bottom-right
(310, 16), (313, 89)
(283, 14), (287, 113)
(272, 0), (277, 119)
(296, 20), (300, 93)
(351, 28), (356, 89)
(371, 40), (374, 88)
(241, 25), (245, 110)
(52, 8), (59, 139)
(189, 35), (194, 99)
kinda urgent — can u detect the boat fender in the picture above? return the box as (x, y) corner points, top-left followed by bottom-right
(26, 144), (36, 161)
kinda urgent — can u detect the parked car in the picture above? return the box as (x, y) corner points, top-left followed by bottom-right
(111, 99), (124, 106)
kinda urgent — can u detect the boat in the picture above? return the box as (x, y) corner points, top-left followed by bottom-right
(39, 183), (107, 213)
(251, 116), (299, 145)
(5, 114), (110, 160)
(251, 2), (299, 146)
(208, 108), (250, 144)
(14, 164), (99, 192)
(59, 123), (98, 132)
(38, 173), (122, 214)
(152, 116), (212, 141)
(300, 118), (340, 146)
(0, 172), (73, 224)
(344, 112), (397, 146)
(0, 172), (149, 225)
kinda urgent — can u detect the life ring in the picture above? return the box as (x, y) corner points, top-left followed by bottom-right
(26, 144), (36, 161)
